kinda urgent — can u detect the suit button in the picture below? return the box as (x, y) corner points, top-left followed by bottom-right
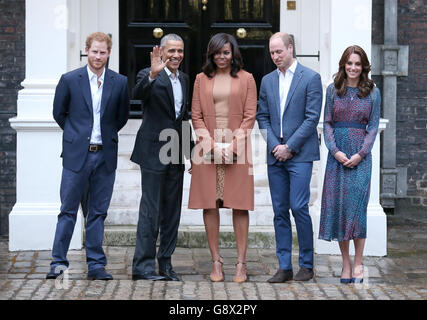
(88, 137), (90, 140)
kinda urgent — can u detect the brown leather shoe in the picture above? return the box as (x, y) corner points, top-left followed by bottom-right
(294, 267), (314, 281)
(267, 269), (293, 283)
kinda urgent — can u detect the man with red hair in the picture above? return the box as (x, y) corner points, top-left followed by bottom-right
(46, 32), (129, 281)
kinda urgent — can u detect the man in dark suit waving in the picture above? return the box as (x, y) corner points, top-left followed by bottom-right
(46, 32), (129, 280)
(131, 34), (193, 281)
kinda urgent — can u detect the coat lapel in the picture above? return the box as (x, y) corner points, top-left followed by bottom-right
(178, 72), (187, 117)
(158, 70), (176, 119)
(284, 64), (303, 114)
(272, 71), (281, 121)
(79, 67), (92, 114)
(205, 75), (215, 116)
(227, 74), (239, 125)
(203, 75), (216, 134)
(100, 69), (113, 119)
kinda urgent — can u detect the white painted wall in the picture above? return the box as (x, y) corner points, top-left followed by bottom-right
(281, 0), (321, 73)
(78, 0), (120, 71)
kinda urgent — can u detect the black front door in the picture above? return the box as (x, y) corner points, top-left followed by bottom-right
(119, 0), (280, 117)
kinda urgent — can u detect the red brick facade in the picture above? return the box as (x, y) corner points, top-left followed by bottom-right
(372, 0), (427, 211)
(0, 0), (25, 236)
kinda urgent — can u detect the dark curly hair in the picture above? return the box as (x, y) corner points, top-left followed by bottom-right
(202, 33), (243, 78)
(333, 45), (374, 98)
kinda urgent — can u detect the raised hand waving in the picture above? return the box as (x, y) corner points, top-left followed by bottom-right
(149, 46), (169, 79)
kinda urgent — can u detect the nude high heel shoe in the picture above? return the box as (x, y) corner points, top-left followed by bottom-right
(233, 261), (247, 283)
(210, 257), (224, 282)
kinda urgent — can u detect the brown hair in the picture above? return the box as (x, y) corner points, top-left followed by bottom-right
(334, 45), (374, 98)
(85, 32), (112, 51)
(202, 33), (243, 78)
(270, 32), (294, 48)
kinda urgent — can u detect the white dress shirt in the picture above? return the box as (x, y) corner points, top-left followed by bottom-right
(278, 59), (298, 138)
(164, 67), (183, 119)
(87, 65), (105, 145)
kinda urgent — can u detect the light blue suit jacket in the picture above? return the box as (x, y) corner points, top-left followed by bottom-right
(257, 62), (323, 165)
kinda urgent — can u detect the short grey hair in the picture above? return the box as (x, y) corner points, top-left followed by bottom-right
(160, 34), (184, 48)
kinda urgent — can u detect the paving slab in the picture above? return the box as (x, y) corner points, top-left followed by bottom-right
(0, 214), (426, 301)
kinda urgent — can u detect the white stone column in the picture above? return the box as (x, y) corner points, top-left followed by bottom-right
(8, 0), (83, 251)
(312, 0), (388, 257)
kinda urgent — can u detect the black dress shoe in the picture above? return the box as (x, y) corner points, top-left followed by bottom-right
(87, 268), (113, 280)
(294, 267), (314, 281)
(267, 269), (293, 283)
(132, 272), (166, 281)
(159, 268), (180, 281)
(46, 268), (66, 279)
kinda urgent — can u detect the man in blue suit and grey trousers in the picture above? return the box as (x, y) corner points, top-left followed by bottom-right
(257, 32), (322, 282)
(46, 32), (129, 280)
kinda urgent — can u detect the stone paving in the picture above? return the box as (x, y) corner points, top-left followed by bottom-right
(0, 213), (426, 300)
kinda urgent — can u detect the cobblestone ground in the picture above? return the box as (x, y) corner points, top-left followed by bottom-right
(0, 214), (426, 300)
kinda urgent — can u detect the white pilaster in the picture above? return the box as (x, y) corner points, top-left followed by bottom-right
(9, 0), (82, 251)
(312, 0), (387, 257)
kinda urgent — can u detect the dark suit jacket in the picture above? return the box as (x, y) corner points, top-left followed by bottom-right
(130, 68), (194, 172)
(257, 63), (323, 165)
(53, 66), (129, 173)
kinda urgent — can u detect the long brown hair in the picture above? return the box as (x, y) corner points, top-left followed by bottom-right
(333, 45), (374, 98)
(202, 33), (243, 78)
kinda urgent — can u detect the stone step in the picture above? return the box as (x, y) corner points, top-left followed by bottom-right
(105, 206), (276, 225)
(98, 225), (299, 249)
(109, 188), (276, 209)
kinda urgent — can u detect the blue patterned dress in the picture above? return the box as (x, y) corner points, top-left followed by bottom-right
(319, 84), (381, 242)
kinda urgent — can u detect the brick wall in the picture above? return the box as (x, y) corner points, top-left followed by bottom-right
(372, 0), (427, 212)
(0, 0), (25, 236)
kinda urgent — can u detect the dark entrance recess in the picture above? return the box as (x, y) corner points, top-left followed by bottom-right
(119, 0), (280, 118)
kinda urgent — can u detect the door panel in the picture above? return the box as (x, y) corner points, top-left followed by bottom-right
(206, 0), (279, 93)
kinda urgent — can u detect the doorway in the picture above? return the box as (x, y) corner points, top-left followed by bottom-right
(119, 0), (280, 117)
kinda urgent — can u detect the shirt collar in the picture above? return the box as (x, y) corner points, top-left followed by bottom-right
(164, 67), (179, 79)
(87, 65), (106, 84)
(277, 59), (298, 76)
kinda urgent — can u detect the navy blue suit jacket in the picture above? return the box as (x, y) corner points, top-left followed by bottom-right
(53, 66), (129, 173)
(257, 63), (323, 165)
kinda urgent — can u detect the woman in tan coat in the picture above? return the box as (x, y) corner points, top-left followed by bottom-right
(188, 33), (257, 283)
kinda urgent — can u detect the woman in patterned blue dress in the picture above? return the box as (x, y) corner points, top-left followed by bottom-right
(319, 45), (381, 284)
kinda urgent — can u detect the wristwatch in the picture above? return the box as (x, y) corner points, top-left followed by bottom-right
(285, 145), (295, 155)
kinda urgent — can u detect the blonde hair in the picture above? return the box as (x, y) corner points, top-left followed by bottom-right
(85, 32), (112, 51)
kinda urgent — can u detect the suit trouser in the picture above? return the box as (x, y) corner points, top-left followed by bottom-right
(132, 164), (184, 275)
(267, 160), (314, 271)
(50, 150), (115, 272)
